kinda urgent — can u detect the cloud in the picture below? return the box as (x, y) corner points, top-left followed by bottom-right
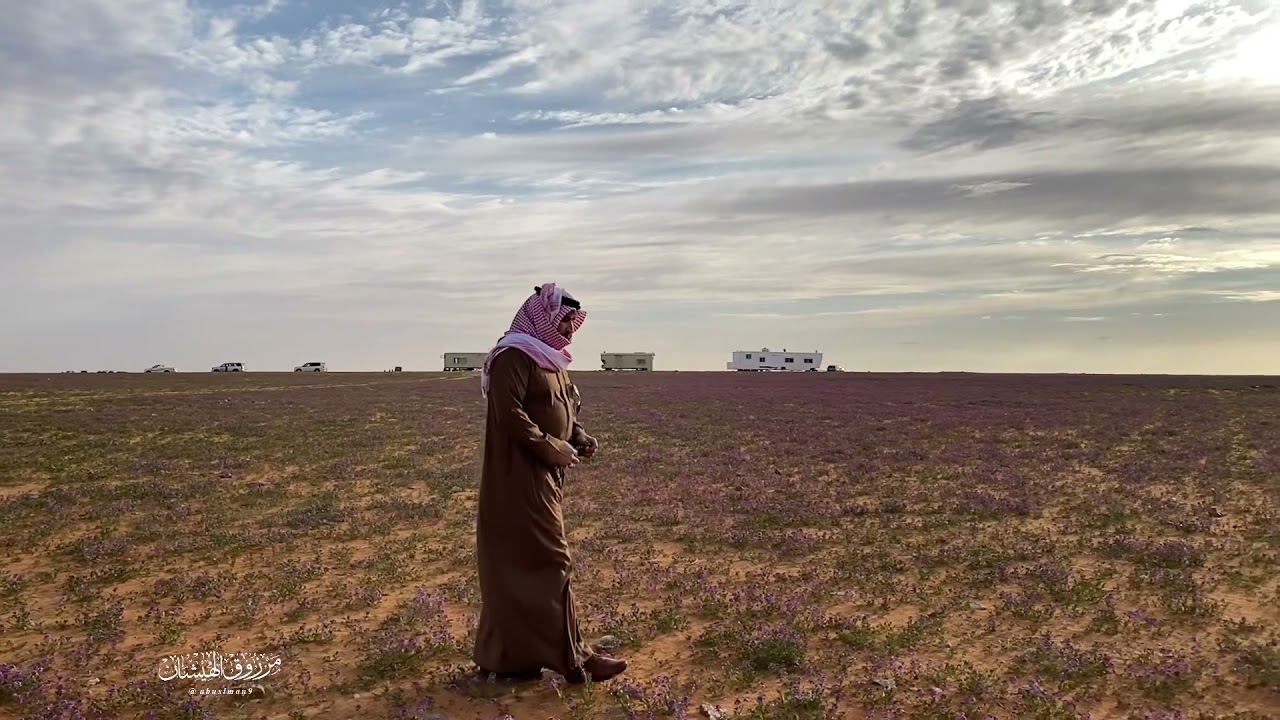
(949, 180), (1033, 197)
(700, 165), (1280, 230)
(1058, 251), (1275, 275)
(903, 96), (1059, 152)
(900, 85), (1280, 154)
(0, 0), (1278, 372)
(1210, 290), (1280, 302)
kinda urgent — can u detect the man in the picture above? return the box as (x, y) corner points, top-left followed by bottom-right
(473, 283), (628, 684)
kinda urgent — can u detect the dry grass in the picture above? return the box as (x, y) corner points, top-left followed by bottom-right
(1, 371), (1278, 720)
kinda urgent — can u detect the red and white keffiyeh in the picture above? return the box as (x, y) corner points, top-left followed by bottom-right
(481, 283), (587, 398)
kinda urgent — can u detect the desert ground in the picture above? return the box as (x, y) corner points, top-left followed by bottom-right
(1, 370), (1277, 720)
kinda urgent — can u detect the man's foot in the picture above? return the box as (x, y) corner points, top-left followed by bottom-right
(564, 655), (628, 685)
(476, 667), (543, 683)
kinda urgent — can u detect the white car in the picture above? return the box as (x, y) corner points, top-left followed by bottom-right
(144, 364), (175, 373)
(826, 365), (844, 372)
(212, 362), (244, 372)
(294, 362), (327, 372)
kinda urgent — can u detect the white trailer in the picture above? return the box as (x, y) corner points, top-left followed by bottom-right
(601, 352), (655, 371)
(442, 352), (487, 371)
(726, 348), (823, 372)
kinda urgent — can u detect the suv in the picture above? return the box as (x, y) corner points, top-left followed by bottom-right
(294, 362), (327, 372)
(212, 362), (243, 372)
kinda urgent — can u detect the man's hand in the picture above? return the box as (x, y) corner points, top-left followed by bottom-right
(547, 438), (581, 468)
(577, 433), (600, 460)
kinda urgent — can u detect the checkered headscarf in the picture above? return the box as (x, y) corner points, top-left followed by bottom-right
(481, 283), (586, 398)
(507, 283), (586, 353)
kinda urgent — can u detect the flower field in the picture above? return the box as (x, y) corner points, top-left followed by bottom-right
(1, 371), (1277, 720)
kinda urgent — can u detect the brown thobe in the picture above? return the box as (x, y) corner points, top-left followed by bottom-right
(473, 347), (595, 676)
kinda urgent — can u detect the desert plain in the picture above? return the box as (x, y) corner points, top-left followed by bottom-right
(1, 371), (1277, 720)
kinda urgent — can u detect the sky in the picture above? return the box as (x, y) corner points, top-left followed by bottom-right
(1, 0), (1278, 374)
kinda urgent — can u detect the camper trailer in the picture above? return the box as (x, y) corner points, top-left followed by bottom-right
(601, 352), (655, 371)
(726, 348), (823, 372)
(442, 352), (487, 371)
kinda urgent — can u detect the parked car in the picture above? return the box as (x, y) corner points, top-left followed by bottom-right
(294, 362), (327, 372)
(826, 365), (844, 372)
(211, 362), (243, 372)
(145, 364), (175, 373)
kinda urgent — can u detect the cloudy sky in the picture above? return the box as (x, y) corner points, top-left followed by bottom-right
(2, 0), (1277, 374)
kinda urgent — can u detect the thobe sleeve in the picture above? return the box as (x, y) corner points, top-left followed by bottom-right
(489, 350), (575, 467)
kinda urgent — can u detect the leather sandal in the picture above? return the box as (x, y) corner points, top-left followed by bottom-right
(564, 655), (627, 685)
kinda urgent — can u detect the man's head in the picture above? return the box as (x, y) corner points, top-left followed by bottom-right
(506, 283), (586, 351)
